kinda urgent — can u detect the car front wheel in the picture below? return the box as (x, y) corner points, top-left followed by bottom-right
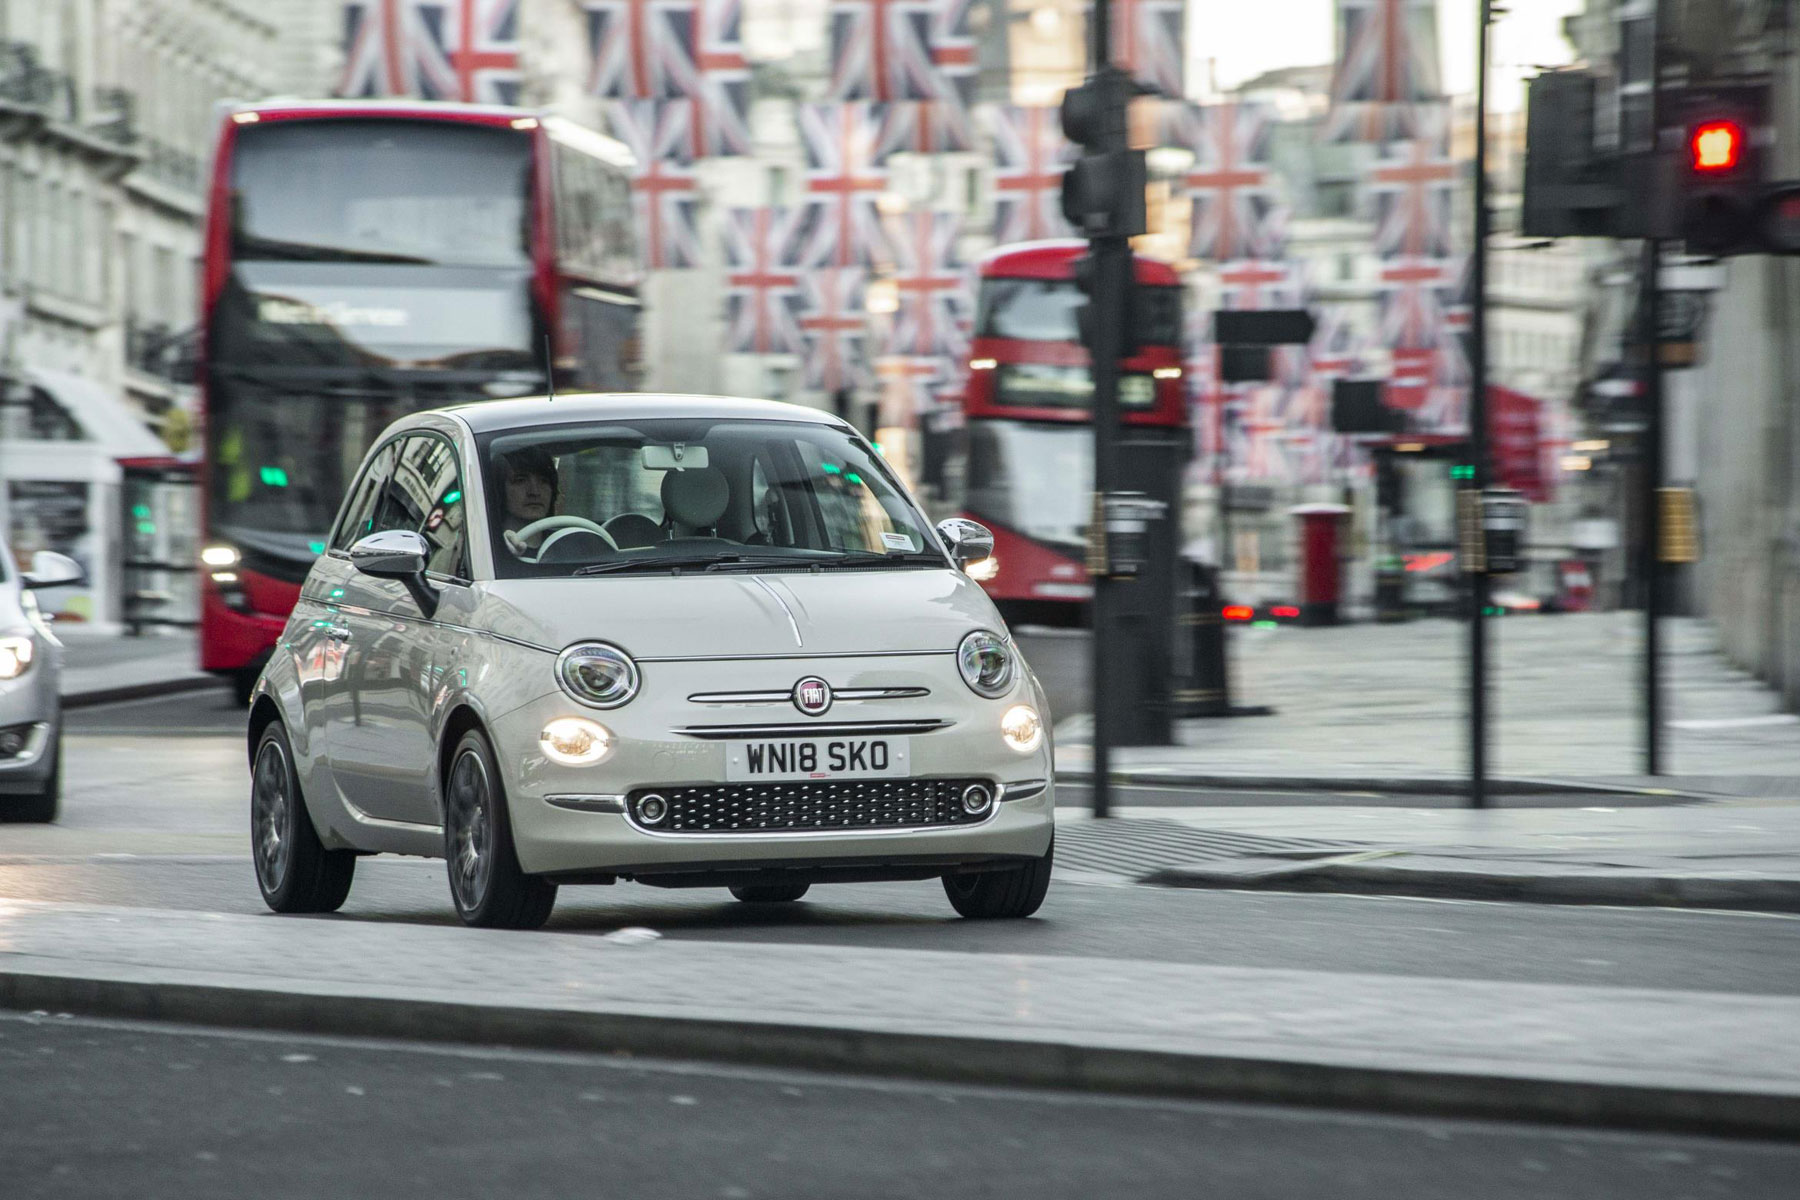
(251, 722), (355, 913)
(942, 837), (1053, 919)
(444, 728), (556, 930)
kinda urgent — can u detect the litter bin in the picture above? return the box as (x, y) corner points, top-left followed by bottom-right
(1291, 503), (1351, 626)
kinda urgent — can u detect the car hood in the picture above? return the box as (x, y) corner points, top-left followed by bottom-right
(479, 568), (1002, 659)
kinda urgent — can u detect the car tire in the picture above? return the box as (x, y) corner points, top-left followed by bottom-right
(443, 728), (556, 930)
(729, 882), (810, 904)
(942, 837), (1053, 919)
(251, 722), (355, 913)
(11, 733), (61, 824)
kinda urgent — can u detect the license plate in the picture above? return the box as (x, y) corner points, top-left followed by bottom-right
(725, 737), (909, 782)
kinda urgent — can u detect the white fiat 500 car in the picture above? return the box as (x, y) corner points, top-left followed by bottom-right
(249, 394), (1054, 928)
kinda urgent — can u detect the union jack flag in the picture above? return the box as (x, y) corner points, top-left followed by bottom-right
(800, 269), (872, 394)
(1106, 0), (1184, 97)
(828, 0), (953, 102)
(339, 0), (521, 104)
(1218, 259), (1302, 311)
(987, 106), (1071, 244)
(1324, 0), (1443, 143)
(608, 101), (702, 270)
(1368, 106), (1456, 260)
(584, 0), (695, 100)
(1378, 255), (1457, 352)
(688, 0), (751, 156)
(884, 210), (967, 361)
(796, 104), (890, 269)
(723, 206), (805, 355)
(1164, 102), (1285, 262)
(876, 354), (954, 417)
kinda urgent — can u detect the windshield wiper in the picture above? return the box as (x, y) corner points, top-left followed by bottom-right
(572, 553), (805, 577)
(812, 551), (947, 570)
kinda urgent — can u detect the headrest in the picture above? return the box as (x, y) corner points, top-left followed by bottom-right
(660, 467), (729, 530)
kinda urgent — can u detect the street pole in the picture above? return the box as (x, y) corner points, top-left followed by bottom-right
(1087, 0), (1128, 819)
(1639, 240), (1664, 773)
(1466, 0), (1494, 810)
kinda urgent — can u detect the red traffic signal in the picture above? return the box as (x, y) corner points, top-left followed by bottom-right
(1690, 120), (1744, 173)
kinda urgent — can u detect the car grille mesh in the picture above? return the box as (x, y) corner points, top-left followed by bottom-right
(628, 779), (993, 834)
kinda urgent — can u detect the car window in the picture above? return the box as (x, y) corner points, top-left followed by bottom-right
(394, 435), (469, 579)
(330, 441), (398, 552)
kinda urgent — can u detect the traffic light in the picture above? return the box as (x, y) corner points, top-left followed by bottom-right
(1059, 69), (1146, 239)
(1675, 84), (1768, 257)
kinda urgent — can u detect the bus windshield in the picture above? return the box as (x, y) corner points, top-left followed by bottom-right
(976, 277), (1182, 345)
(231, 119), (531, 268)
(966, 420), (1093, 554)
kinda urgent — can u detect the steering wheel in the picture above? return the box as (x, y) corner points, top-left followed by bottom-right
(505, 515), (616, 558)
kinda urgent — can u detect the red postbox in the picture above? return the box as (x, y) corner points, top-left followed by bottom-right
(1291, 503), (1351, 626)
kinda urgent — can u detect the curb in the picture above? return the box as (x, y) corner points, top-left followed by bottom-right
(62, 675), (224, 711)
(1053, 769), (1713, 799)
(3, 969), (1798, 1139)
(1144, 859), (1800, 913)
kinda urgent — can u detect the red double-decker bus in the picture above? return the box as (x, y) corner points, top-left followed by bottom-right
(198, 101), (640, 700)
(953, 240), (1187, 624)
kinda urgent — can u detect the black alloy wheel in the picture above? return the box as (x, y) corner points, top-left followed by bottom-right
(443, 728), (556, 929)
(251, 722), (355, 913)
(942, 836), (1054, 919)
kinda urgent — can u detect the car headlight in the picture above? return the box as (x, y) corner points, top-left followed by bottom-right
(1000, 704), (1042, 753)
(557, 642), (639, 708)
(539, 717), (613, 766)
(0, 635), (34, 680)
(957, 630), (1014, 698)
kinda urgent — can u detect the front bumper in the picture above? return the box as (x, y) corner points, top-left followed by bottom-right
(488, 654), (1056, 879)
(0, 666), (59, 791)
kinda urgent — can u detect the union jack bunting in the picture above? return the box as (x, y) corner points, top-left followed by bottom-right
(1377, 255), (1457, 351)
(1324, 0), (1443, 143)
(987, 106), (1072, 244)
(608, 101), (702, 270)
(339, 0), (522, 104)
(1307, 307), (1364, 380)
(828, 0), (956, 102)
(1218, 259), (1303, 311)
(884, 210), (968, 361)
(799, 269), (873, 394)
(1164, 102), (1285, 263)
(876, 354), (954, 417)
(1106, 0), (1184, 97)
(1368, 106), (1456, 260)
(723, 207), (804, 355)
(687, 0), (752, 156)
(584, 0), (696, 100)
(796, 104), (890, 269)
(876, 98), (975, 158)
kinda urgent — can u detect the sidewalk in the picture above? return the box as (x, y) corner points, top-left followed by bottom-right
(54, 628), (219, 708)
(1054, 802), (1800, 912)
(4, 897), (1799, 1135)
(1053, 612), (1800, 794)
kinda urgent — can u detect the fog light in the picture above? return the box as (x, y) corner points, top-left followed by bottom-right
(637, 793), (669, 825)
(0, 730), (24, 757)
(539, 717), (612, 766)
(961, 783), (994, 815)
(1000, 704), (1042, 753)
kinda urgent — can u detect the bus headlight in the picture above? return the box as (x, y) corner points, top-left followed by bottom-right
(557, 642), (639, 708)
(0, 636), (34, 680)
(1000, 704), (1042, 753)
(200, 544), (240, 568)
(957, 630), (1014, 698)
(540, 717), (613, 766)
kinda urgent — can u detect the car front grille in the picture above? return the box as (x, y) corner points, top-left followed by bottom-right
(627, 778), (995, 834)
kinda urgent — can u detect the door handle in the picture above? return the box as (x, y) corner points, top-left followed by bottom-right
(325, 624), (352, 642)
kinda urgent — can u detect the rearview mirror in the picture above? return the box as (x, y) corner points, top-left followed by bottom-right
(643, 443), (709, 471)
(349, 530), (439, 616)
(935, 518), (995, 568)
(21, 551), (82, 590)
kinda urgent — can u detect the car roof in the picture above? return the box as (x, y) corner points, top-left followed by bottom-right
(432, 393), (849, 436)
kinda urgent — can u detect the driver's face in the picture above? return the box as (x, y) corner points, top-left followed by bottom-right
(505, 469), (553, 523)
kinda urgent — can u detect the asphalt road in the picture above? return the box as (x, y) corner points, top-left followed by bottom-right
(5, 1013), (1795, 1200)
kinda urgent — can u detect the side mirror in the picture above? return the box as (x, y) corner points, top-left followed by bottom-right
(21, 551), (83, 590)
(349, 530), (439, 616)
(935, 518), (995, 568)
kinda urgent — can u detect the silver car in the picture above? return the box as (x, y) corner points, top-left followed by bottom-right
(0, 546), (81, 822)
(249, 394), (1055, 928)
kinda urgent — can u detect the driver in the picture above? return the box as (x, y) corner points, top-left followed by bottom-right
(497, 447), (558, 556)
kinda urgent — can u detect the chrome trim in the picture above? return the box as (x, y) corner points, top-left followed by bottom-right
(638, 649), (955, 663)
(960, 783), (994, 815)
(687, 686), (931, 705)
(999, 779), (1047, 803)
(544, 793), (627, 814)
(621, 785), (1005, 839)
(556, 641), (641, 710)
(749, 576), (804, 648)
(340, 797), (443, 834)
(672, 719), (952, 739)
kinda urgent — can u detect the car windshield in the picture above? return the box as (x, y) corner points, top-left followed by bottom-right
(478, 418), (946, 578)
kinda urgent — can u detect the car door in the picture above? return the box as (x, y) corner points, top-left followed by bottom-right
(329, 432), (470, 828)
